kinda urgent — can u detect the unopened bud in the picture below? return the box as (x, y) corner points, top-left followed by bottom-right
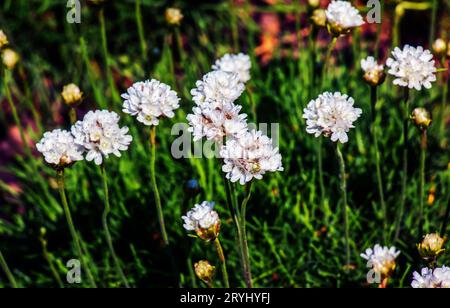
(311, 9), (327, 28)
(410, 108), (432, 130)
(61, 83), (83, 107)
(165, 8), (183, 26)
(432, 38), (447, 56)
(194, 260), (215, 285)
(2, 48), (19, 70)
(418, 233), (446, 261)
(308, 0), (320, 9)
(363, 69), (386, 87)
(0, 30), (8, 49)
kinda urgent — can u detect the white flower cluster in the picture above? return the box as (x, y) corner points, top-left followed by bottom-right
(360, 244), (400, 275)
(182, 201), (219, 232)
(411, 266), (450, 288)
(36, 129), (84, 168)
(303, 92), (362, 143)
(122, 79), (180, 126)
(191, 70), (245, 105)
(187, 54), (283, 185)
(325, 1), (364, 31)
(72, 110), (132, 165)
(386, 45), (437, 90)
(220, 130), (284, 185)
(212, 53), (251, 83)
(361, 56), (384, 74)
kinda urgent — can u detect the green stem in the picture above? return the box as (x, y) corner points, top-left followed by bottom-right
(100, 164), (130, 288)
(214, 238), (230, 288)
(246, 87), (257, 122)
(317, 138), (326, 209)
(0, 250), (18, 288)
(394, 88), (410, 242)
(440, 168), (450, 235)
(239, 182), (254, 288)
(135, 0), (147, 62)
(99, 8), (120, 105)
(336, 144), (350, 266)
(150, 126), (169, 246)
(57, 169), (97, 288)
(69, 108), (77, 125)
(418, 129), (427, 238)
(370, 86), (387, 242)
(321, 36), (338, 87)
(429, 0), (438, 48)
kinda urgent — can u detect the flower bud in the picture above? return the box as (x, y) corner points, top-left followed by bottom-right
(432, 38), (447, 56)
(165, 8), (183, 26)
(0, 30), (8, 49)
(417, 233), (446, 261)
(194, 260), (215, 285)
(61, 83), (83, 107)
(363, 69), (386, 87)
(308, 0), (320, 9)
(2, 48), (19, 70)
(311, 9), (327, 28)
(410, 108), (432, 130)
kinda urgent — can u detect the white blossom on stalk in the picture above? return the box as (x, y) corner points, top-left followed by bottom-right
(182, 201), (220, 241)
(121, 79), (180, 126)
(71, 110), (132, 165)
(325, 1), (364, 35)
(220, 130), (283, 185)
(360, 244), (400, 278)
(212, 53), (251, 83)
(411, 266), (450, 288)
(302, 92), (362, 144)
(36, 129), (84, 169)
(361, 56), (385, 86)
(361, 56), (384, 74)
(187, 100), (248, 142)
(386, 45), (437, 90)
(191, 70), (245, 105)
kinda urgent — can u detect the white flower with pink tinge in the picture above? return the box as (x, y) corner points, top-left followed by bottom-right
(411, 266), (450, 288)
(212, 53), (251, 83)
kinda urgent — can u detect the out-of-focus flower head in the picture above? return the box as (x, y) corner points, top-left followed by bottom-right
(182, 201), (221, 241)
(303, 92), (362, 143)
(36, 129), (84, 170)
(0, 30), (8, 49)
(361, 244), (400, 279)
(410, 108), (432, 130)
(417, 233), (446, 261)
(71, 110), (132, 165)
(311, 9), (327, 28)
(165, 8), (184, 26)
(2, 48), (19, 70)
(220, 130), (283, 185)
(122, 79), (180, 126)
(212, 53), (251, 83)
(411, 266), (450, 288)
(62, 83), (83, 107)
(386, 45), (436, 90)
(361, 56), (385, 86)
(432, 38), (447, 56)
(325, 0), (364, 37)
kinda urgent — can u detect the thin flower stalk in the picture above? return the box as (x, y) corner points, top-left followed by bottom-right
(135, 0), (147, 62)
(336, 144), (350, 266)
(0, 250), (18, 288)
(418, 129), (427, 237)
(238, 182), (254, 288)
(150, 126), (169, 246)
(370, 86), (387, 241)
(394, 88), (410, 242)
(100, 164), (130, 288)
(57, 169), (97, 288)
(214, 238), (230, 288)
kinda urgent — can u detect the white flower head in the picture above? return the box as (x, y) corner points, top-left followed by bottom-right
(361, 244), (400, 277)
(220, 130), (283, 185)
(361, 56), (384, 73)
(36, 129), (84, 169)
(122, 79), (180, 126)
(187, 100), (248, 142)
(303, 92), (362, 144)
(325, 1), (364, 35)
(182, 201), (220, 241)
(212, 53), (251, 83)
(386, 45), (437, 90)
(361, 56), (386, 86)
(411, 266), (450, 288)
(72, 110), (132, 165)
(191, 70), (245, 105)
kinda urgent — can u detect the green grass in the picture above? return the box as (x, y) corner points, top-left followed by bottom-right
(0, 0), (449, 288)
